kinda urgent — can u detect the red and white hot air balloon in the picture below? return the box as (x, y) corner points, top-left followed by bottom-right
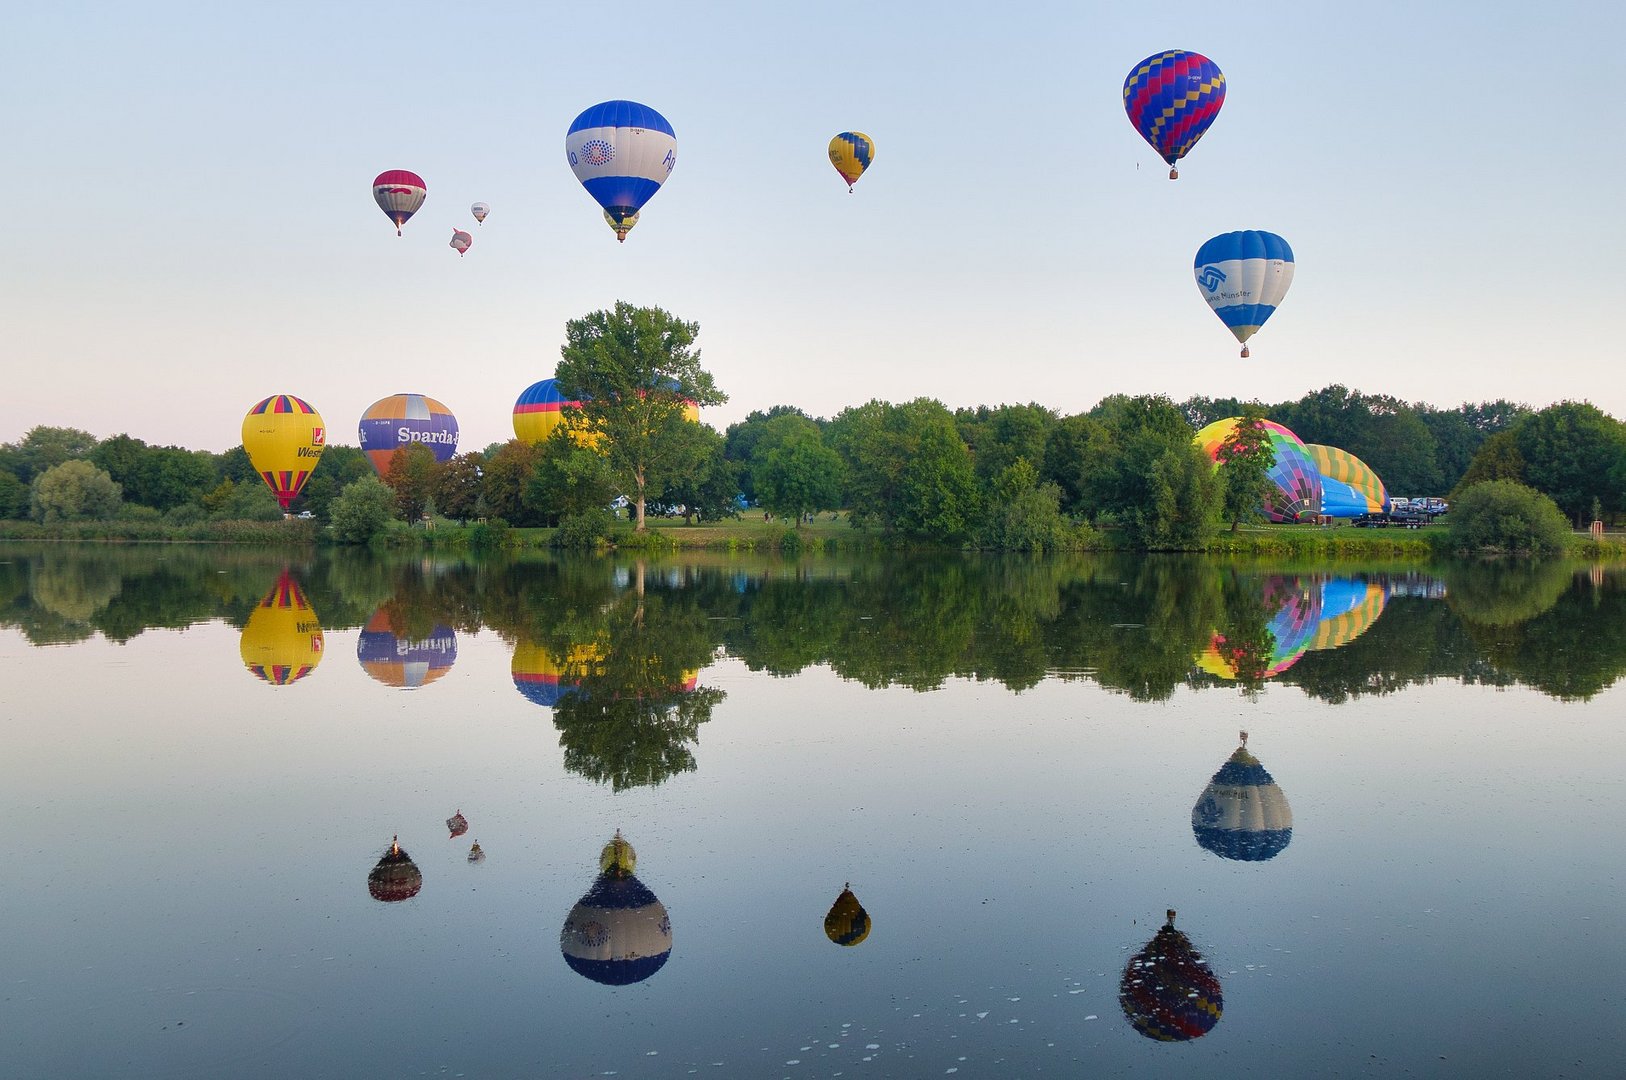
(372, 170), (427, 236)
(449, 228), (472, 256)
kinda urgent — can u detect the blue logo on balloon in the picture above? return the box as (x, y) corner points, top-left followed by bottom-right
(1197, 265), (1227, 292)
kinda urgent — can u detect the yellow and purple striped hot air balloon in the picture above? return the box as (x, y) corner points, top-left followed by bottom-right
(242, 395), (325, 512)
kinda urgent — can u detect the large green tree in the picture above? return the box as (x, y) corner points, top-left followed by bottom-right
(8, 426), (99, 485)
(1214, 411), (1275, 532)
(830, 398), (979, 541)
(1513, 401), (1626, 523)
(31, 460), (123, 523)
(554, 302), (728, 530)
(757, 430), (845, 526)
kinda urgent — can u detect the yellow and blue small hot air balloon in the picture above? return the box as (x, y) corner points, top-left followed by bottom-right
(828, 132), (876, 192)
(824, 884), (871, 946)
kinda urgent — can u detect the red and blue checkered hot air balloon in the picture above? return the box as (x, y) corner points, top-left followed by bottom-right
(1123, 50), (1226, 179)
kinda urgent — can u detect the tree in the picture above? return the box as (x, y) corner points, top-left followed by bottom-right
(8, 426), (99, 485)
(480, 440), (544, 526)
(30, 460), (123, 523)
(830, 398), (979, 540)
(1455, 429), (1527, 493)
(1445, 480), (1572, 555)
(0, 468), (29, 519)
(384, 443), (442, 523)
(329, 475), (398, 542)
(657, 424), (740, 523)
(977, 459), (1070, 551)
(732, 411), (823, 505)
(525, 432), (618, 523)
(1513, 401), (1626, 524)
(1214, 411), (1275, 532)
(757, 431), (845, 526)
(298, 445), (372, 522)
(434, 452), (486, 522)
(554, 302), (728, 530)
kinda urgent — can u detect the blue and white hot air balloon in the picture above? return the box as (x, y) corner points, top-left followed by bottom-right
(1193, 231), (1295, 357)
(1191, 732), (1293, 862)
(566, 100), (676, 243)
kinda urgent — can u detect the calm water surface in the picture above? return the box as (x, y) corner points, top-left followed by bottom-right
(2, 546), (1623, 1078)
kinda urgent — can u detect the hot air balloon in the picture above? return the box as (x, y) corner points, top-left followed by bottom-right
(242, 395), (325, 513)
(446, 810), (468, 839)
(373, 170), (427, 235)
(824, 884), (871, 946)
(1192, 732), (1293, 861)
(358, 394), (460, 476)
(1304, 444), (1387, 517)
(1194, 231), (1294, 357)
(511, 639), (607, 707)
(449, 228), (472, 256)
(828, 131), (876, 192)
(1197, 575), (1322, 681)
(1119, 911), (1223, 1041)
(1123, 51), (1225, 179)
(604, 208), (637, 239)
(566, 100), (675, 242)
(1194, 417), (1321, 522)
(560, 831), (673, 985)
(357, 607), (457, 689)
(1309, 576), (1387, 651)
(368, 836), (423, 902)
(512, 378), (585, 446)
(470, 201), (489, 224)
(239, 571), (324, 685)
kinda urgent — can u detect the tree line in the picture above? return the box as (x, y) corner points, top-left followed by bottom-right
(5, 306), (1623, 547)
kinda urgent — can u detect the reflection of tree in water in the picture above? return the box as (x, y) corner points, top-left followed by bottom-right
(533, 563), (725, 791)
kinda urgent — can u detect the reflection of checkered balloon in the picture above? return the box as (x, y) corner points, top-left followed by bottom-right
(581, 139), (614, 166)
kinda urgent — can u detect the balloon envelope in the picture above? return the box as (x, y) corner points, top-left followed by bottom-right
(242, 395), (325, 511)
(239, 571), (324, 685)
(511, 640), (607, 707)
(512, 378), (584, 445)
(372, 170), (427, 234)
(1123, 51), (1225, 176)
(828, 131), (876, 189)
(368, 838), (422, 902)
(1304, 444), (1387, 516)
(1120, 914), (1223, 1041)
(1192, 736), (1293, 861)
(824, 886), (871, 946)
(359, 394), (459, 476)
(566, 100), (675, 238)
(357, 608), (457, 689)
(1310, 577), (1388, 651)
(470, 201), (489, 223)
(1194, 231), (1295, 355)
(1194, 417), (1321, 522)
(449, 228), (472, 256)
(1196, 574), (1322, 681)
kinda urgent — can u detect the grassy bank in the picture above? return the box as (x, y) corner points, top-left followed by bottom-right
(0, 518), (318, 544)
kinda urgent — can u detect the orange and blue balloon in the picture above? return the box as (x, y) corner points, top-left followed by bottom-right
(359, 394), (459, 476)
(242, 394), (325, 511)
(1123, 51), (1225, 179)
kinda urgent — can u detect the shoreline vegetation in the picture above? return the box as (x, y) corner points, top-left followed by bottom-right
(3, 515), (1623, 560)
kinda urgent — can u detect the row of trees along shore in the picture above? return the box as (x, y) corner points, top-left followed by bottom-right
(4, 304), (1624, 550)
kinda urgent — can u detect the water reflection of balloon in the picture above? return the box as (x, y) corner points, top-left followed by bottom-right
(1192, 731), (1293, 861)
(372, 170), (427, 236)
(241, 395), (326, 512)
(446, 810), (468, 839)
(357, 607), (458, 689)
(828, 131), (876, 192)
(1195, 418), (1321, 522)
(1197, 574), (1322, 680)
(824, 884), (871, 946)
(567, 100), (675, 243)
(468, 840), (485, 863)
(1310, 577), (1387, 651)
(1120, 910), (1223, 1041)
(511, 639), (606, 706)
(239, 571), (324, 685)
(1123, 50), (1225, 179)
(368, 836), (423, 903)
(358, 394), (460, 477)
(560, 831), (672, 986)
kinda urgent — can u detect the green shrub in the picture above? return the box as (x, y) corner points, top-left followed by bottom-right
(1446, 480), (1572, 555)
(468, 517), (512, 551)
(329, 475), (397, 543)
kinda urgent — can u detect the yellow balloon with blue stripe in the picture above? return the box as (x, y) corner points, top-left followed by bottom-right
(828, 132), (876, 191)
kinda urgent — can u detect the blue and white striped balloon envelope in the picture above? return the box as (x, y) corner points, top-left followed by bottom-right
(1193, 230), (1294, 357)
(1191, 732), (1293, 861)
(566, 100), (675, 242)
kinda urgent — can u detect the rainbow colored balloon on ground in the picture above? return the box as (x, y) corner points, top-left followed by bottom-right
(1195, 417), (1321, 522)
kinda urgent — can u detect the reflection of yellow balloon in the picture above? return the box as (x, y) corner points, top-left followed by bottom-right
(239, 571), (324, 685)
(601, 830), (637, 876)
(824, 884), (871, 946)
(512, 640), (608, 707)
(242, 395), (326, 512)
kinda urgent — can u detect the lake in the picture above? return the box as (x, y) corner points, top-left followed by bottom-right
(2, 545), (1622, 1078)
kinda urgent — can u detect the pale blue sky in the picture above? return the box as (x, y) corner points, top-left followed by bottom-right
(3, 1), (1621, 452)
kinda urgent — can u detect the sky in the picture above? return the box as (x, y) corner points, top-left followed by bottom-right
(3, 1), (1622, 453)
